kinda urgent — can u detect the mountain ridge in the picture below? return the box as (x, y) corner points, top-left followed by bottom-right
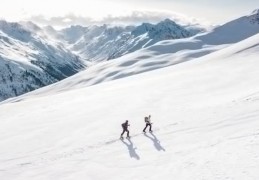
(62, 19), (198, 61)
(1, 10), (259, 101)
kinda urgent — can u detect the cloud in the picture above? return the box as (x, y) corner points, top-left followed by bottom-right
(29, 14), (94, 27)
(102, 11), (174, 24)
(28, 10), (204, 28)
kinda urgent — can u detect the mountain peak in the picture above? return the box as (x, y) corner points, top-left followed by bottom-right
(131, 19), (189, 38)
(251, 9), (259, 15)
(160, 18), (177, 25)
(248, 9), (259, 24)
(19, 21), (41, 33)
(0, 20), (32, 42)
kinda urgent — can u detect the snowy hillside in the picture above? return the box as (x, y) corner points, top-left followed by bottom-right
(197, 9), (259, 44)
(60, 19), (197, 61)
(0, 30), (259, 180)
(18, 10), (259, 96)
(0, 21), (85, 101)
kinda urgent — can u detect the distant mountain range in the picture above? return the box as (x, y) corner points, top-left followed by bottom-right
(59, 19), (200, 61)
(19, 9), (259, 96)
(1, 9), (259, 101)
(0, 19), (202, 101)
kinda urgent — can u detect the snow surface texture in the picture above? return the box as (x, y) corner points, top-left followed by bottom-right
(0, 21), (85, 101)
(0, 26), (259, 180)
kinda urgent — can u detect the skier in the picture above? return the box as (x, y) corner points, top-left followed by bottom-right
(143, 115), (152, 133)
(121, 120), (130, 139)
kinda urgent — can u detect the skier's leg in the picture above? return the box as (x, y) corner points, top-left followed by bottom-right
(143, 124), (148, 132)
(127, 130), (130, 137)
(149, 124), (152, 132)
(121, 129), (126, 137)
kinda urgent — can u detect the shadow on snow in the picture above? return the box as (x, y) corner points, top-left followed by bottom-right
(120, 138), (140, 160)
(144, 132), (166, 151)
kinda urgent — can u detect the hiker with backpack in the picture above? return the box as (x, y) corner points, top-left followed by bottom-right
(121, 120), (130, 138)
(143, 115), (152, 133)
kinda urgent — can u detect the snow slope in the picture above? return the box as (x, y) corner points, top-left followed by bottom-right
(0, 32), (259, 180)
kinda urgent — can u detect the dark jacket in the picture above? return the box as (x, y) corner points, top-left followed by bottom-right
(122, 122), (129, 129)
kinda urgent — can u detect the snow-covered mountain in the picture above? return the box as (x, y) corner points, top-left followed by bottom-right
(1, 10), (259, 102)
(196, 9), (259, 44)
(60, 19), (198, 61)
(0, 25), (259, 180)
(0, 21), (85, 101)
(17, 10), (259, 96)
(0, 19), (204, 101)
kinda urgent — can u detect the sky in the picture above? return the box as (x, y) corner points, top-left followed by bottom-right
(0, 0), (258, 27)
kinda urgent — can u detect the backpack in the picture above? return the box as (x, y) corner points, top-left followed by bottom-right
(144, 117), (148, 122)
(122, 122), (127, 128)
